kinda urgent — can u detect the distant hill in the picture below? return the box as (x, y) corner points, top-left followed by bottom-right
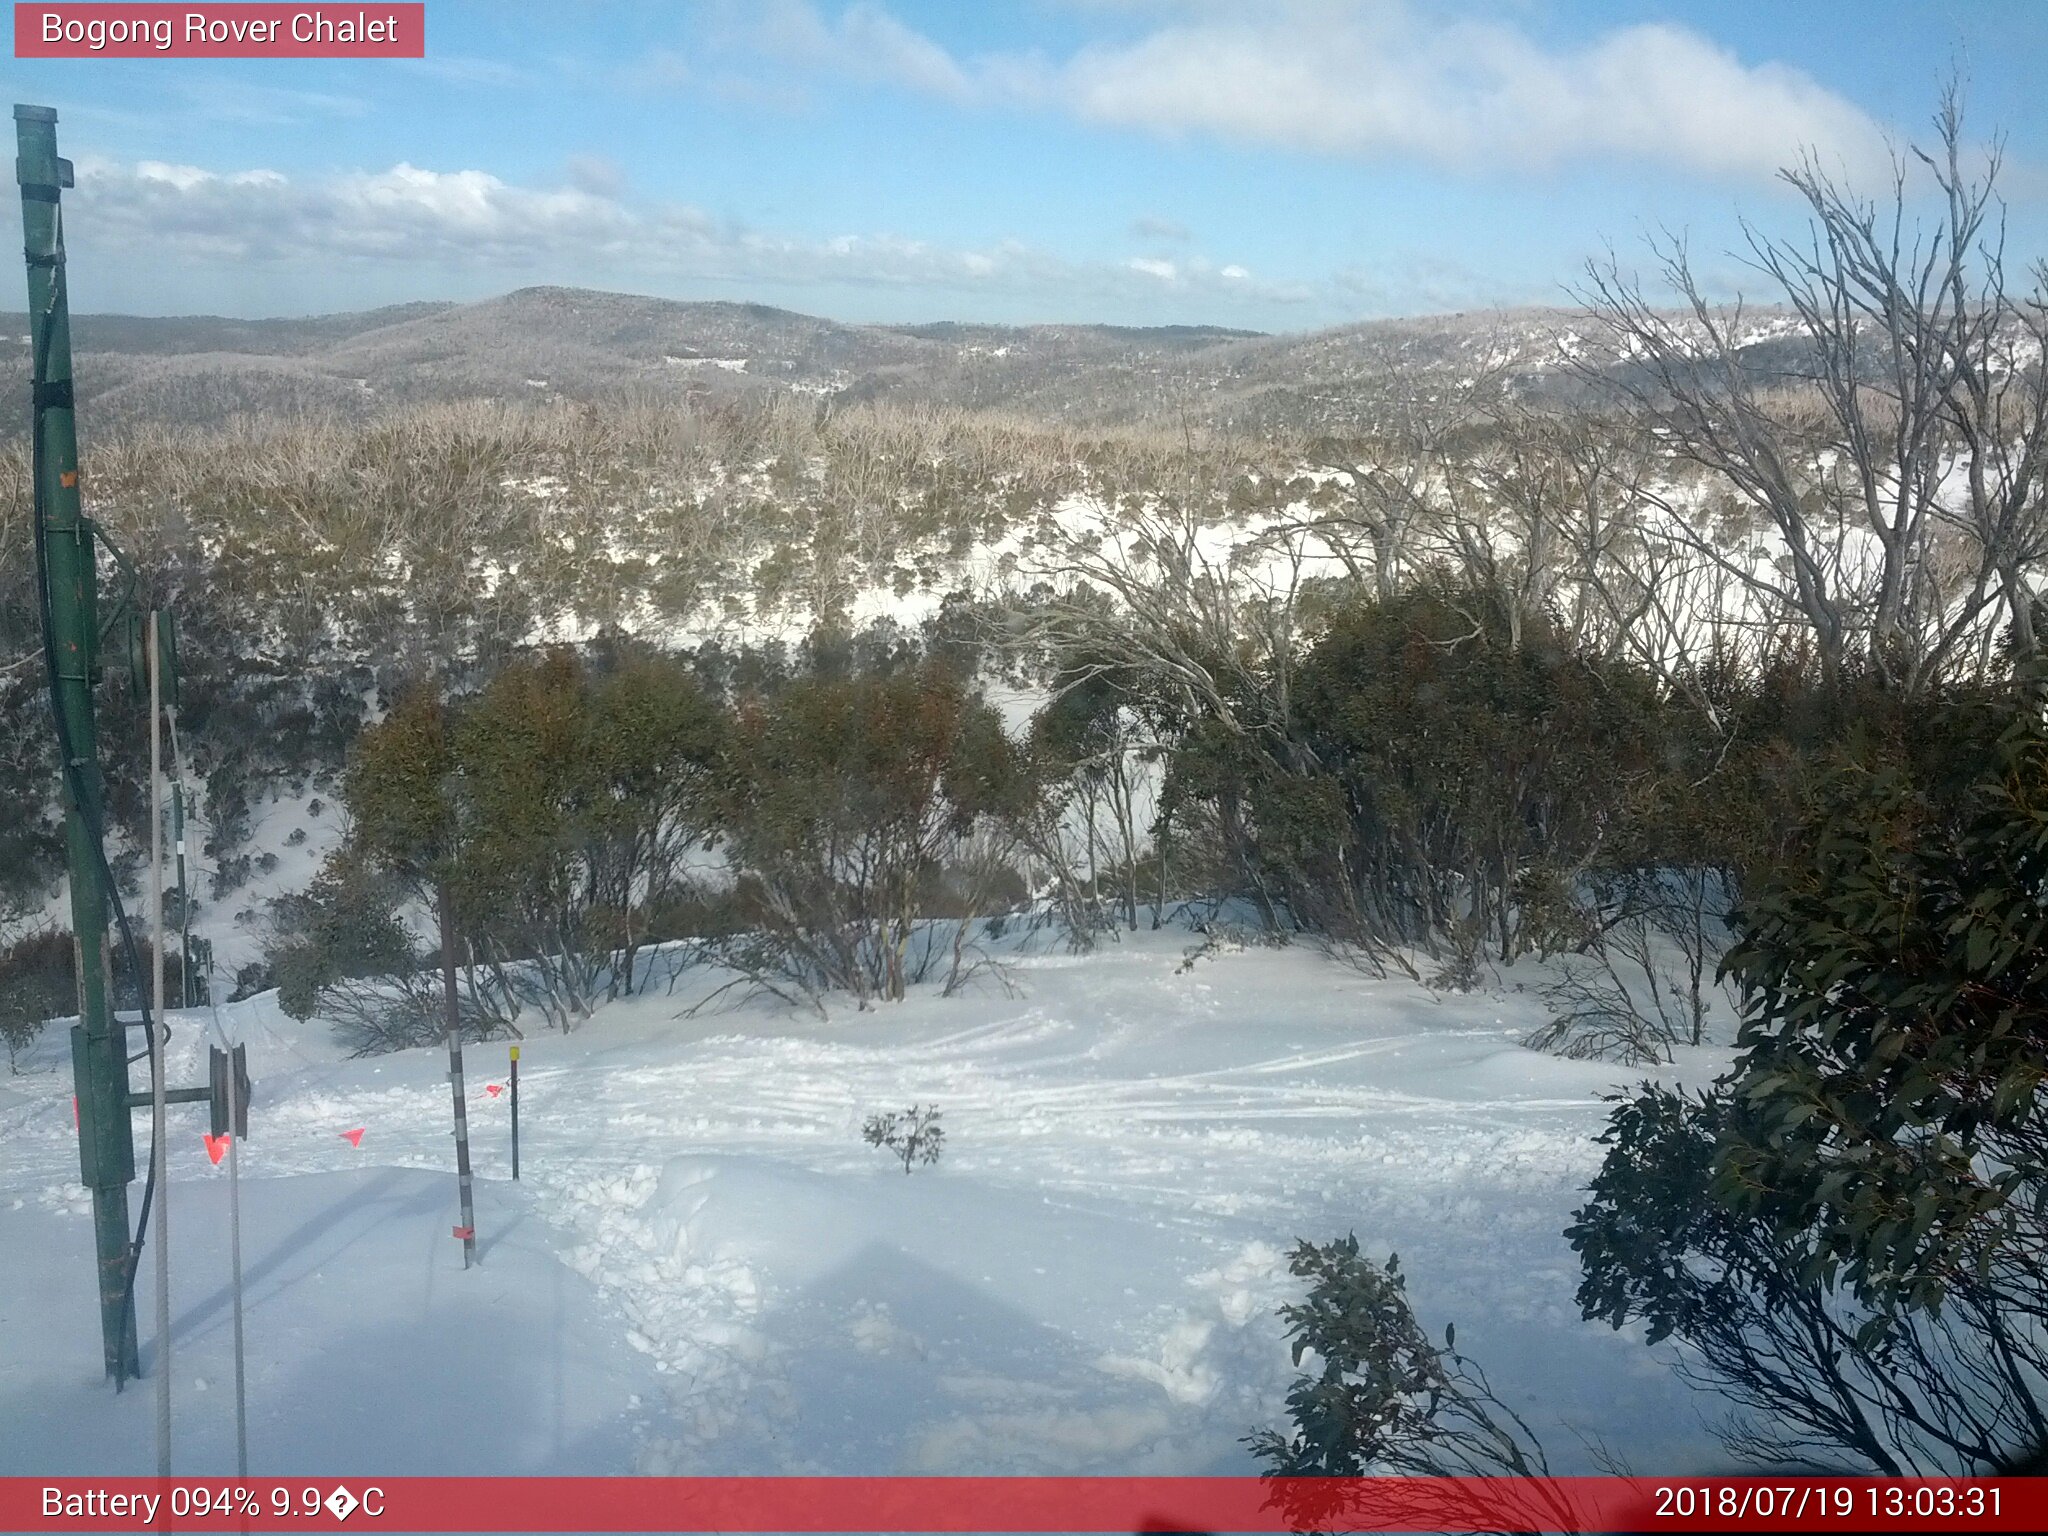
(0, 283), (1793, 438)
(57, 301), (460, 356)
(0, 286), (1246, 435)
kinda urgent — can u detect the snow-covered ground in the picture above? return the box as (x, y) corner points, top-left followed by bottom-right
(0, 928), (1732, 1477)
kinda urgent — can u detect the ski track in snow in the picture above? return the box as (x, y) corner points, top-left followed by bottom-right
(0, 932), (1726, 1475)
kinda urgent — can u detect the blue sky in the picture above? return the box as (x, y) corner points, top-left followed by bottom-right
(5, 0), (2045, 331)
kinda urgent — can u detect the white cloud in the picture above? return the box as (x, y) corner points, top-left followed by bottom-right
(134, 162), (214, 191)
(62, 156), (1309, 311)
(1220, 264), (1250, 280)
(743, 0), (1890, 183)
(838, 2), (973, 99)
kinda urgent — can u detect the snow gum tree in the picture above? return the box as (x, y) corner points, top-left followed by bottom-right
(338, 685), (504, 1039)
(572, 646), (729, 993)
(1569, 670), (2048, 1471)
(451, 647), (724, 1024)
(268, 865), (431, 1053)
(718, 660), (1031, 1008)
(1576, 87), (2048, 697)
(316, 648), (727, 1041)
(0, 929), (71, 1072)
(1027, 660), (1164, 935)
(1181, 581), (1663, 964)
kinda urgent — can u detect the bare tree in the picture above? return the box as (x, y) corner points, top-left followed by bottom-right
(1010, 430), (1331, 932)
(1575, 86), (2048, 695)
(1018, 434), (1316, 779)
(1286, 341), (1513, 600)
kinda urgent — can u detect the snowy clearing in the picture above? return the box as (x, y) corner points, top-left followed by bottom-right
(0, 929), (1731, 1476)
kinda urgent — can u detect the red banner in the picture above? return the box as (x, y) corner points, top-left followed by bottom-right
(14, 5), (424, 58)
(0, 1476), (2040, 1532)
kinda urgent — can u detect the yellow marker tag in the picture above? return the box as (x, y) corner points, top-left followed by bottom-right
(509, 1045), (520, 1061)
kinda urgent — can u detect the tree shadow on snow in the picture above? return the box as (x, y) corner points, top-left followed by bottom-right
(670, 1239), (1244, 1477)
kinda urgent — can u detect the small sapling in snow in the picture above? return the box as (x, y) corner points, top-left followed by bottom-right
(863, 1105), (944, 1174)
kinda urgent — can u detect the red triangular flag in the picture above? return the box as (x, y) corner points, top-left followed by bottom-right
(202, 1133), (231, 1166)
(485, 1083), (502, 1098)
(340, 1127), (364, 1148)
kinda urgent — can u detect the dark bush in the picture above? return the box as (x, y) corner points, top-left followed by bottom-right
(1569, 672), (2048, 1472)
(0, 929), (73, 1071)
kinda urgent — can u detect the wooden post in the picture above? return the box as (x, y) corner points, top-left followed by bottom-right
(439, 880), (477, 1267)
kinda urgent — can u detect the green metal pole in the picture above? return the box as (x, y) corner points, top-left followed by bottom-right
(18, 103), (140, 1382)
